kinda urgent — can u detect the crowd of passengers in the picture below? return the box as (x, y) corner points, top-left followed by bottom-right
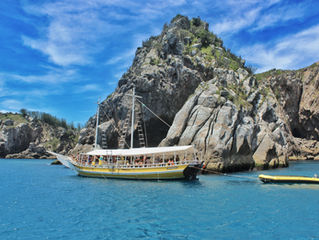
(72, 154), (185, 167)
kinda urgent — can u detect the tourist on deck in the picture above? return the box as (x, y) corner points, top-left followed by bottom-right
(99, 155), (103, 165)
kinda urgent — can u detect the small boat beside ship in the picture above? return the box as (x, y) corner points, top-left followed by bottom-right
(259, 174), (319, 184)
(51, 86), (202, 180)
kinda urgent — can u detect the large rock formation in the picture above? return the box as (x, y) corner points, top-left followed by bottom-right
(0, 113), (78, 159)
(255, 63), (319, 158)
(75, 15), (247, 152)
(73, 15), (318, 172)
(160, 68), (290, 171)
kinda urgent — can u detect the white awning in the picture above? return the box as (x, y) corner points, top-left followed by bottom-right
(85, 145), (194, 156)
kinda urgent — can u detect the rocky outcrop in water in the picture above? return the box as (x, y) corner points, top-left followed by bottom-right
(0, 113), (78, 159)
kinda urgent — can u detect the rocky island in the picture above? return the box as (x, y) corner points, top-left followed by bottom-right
(0, 111), (78, 159)
(1, 15), (319, 172)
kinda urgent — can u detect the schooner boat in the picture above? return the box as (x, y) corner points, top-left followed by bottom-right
(51, 87), (202, 180)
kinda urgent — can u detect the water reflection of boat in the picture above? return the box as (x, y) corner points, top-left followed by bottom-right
(51, 86), (202, 180)
(259, 174), (319, 184)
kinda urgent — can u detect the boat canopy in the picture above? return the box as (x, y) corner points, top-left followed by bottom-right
(85, 145), (194, 157)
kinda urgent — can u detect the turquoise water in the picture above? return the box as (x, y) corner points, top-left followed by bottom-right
(1, 159), (319, 240)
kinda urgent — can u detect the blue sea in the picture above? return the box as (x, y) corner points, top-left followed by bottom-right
(1, 159), (319, 240)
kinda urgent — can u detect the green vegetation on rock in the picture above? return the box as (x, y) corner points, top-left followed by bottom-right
(45, 137), (60, 152)
(22, 109), (78, 130)
(0, 113), (28, 127)
(255, 69), (286, 82)
(150, 57), (160, 66)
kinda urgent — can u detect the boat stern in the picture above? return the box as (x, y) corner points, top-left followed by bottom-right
(183, 162), (203, 180)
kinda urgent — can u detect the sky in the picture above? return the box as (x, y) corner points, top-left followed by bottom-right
(1, 0), (319, 125)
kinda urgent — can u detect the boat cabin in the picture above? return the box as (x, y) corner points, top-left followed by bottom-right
(74, 145), (199, 168)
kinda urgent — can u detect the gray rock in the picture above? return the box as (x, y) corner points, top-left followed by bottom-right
(4, 119), (14, 126)
(169, 15), (190, 30)
(78, 16), (221, 149)
(184, 37), (191, 45)
(28, 143), (46, 154)
(161, 68), (290, 172)
(220, 90), (229, 97)
(191, 49), (198, 56)
(191, 43), (202, 49)
(0, 114), (78, 158)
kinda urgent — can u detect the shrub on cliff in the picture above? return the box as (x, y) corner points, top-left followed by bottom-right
(197, 29), (212, 47)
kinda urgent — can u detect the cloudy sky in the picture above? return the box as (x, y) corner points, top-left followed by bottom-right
(1, 0), (319, 125)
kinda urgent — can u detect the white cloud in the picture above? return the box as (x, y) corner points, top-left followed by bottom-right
(214, 7), (261, 35)
(21, 0), (191, 67)
(1, 99), (24, 111)
(210, 0), (310, 35)
(22, 1), (125, 66)
(21, 0), (186, 67)
(0, 68), (78, 84)
(224, 0), (281, 8)
(105, 49), (136, 65)
(107, 80), (118, 86)
(23, 36), (90, 66)
(251, 2), (307, 32)
(74, 84), (101, 93)
(1, 88), (62, 98)
(0, 110), (13, 113)
(239, 24), (319, 72)
(105, 29), (161, 83)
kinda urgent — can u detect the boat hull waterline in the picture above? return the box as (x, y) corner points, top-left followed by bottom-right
(259, 174), (319, 184)
(74, 164), (190, 180)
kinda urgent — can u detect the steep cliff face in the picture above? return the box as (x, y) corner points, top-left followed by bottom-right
(75, 15), (247, 152)
(257, 63), (319, 140)
(255, 62), (319, 158)
(0, 113), (78, 158)
(160, 68), (290, 171)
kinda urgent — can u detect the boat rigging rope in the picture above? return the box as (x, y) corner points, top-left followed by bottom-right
(141, 103), (148, 147)
(99, 103), (130, 148)
(98, 93), (170, 148)
(136, 98), (171, 128)
(191, 166), (258, 180)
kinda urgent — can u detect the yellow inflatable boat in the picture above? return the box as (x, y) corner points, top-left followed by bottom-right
(259, 174), (319, 184)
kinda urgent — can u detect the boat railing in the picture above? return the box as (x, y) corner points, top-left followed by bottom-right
(76, 159), (200, 169)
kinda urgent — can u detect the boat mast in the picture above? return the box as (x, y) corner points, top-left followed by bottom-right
(94, 99), (100, 149)
(125, 86), (142, 149)
(130, 87), (135, 149)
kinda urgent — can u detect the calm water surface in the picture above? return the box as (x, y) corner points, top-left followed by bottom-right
(1, 159), (319, 240)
